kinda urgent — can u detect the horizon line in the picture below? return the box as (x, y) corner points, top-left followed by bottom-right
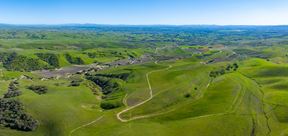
(1, 23), (288, 27)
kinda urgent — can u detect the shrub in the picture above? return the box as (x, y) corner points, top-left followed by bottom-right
(100, 101), (122, 110)
(184, 93), (191, 98)
(69, 80), (82, 87)
(27, 85), (48, 95)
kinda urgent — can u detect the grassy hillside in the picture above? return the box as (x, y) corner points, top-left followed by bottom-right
(2, 26), (288, 136)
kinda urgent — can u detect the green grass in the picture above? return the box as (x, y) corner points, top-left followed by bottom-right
(0, 78), (103, 136)
(3, 45), (288, 136)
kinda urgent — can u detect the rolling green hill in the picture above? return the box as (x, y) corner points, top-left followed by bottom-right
(2, 25), (288, 136)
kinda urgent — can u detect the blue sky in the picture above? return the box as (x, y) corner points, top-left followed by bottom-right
(0, 0), (288, 25)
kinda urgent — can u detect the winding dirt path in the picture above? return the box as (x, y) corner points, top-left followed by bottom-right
(117, 62), (172, 122)
(69, 116), (104, 136)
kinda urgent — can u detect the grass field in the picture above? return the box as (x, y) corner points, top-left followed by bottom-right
(2, 25), (288, 136)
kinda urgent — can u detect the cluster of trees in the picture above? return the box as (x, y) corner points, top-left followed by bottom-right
(4, 81), (21, 98)
(86, 73), (126, 109)
(0, 99), (37, 131)
(209, 63), (239, 78)
(0, 52), (91, 72)
(35, 53), (60, 68)
(225, 63), (239, 71)
(0, 52), (49, 71)
(86, 76), (121, 95)
(27, 85), (48, 95)
(1, 80), (38, 131)
(209, 69), (226, 78)
(65, 54), (84, 65)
